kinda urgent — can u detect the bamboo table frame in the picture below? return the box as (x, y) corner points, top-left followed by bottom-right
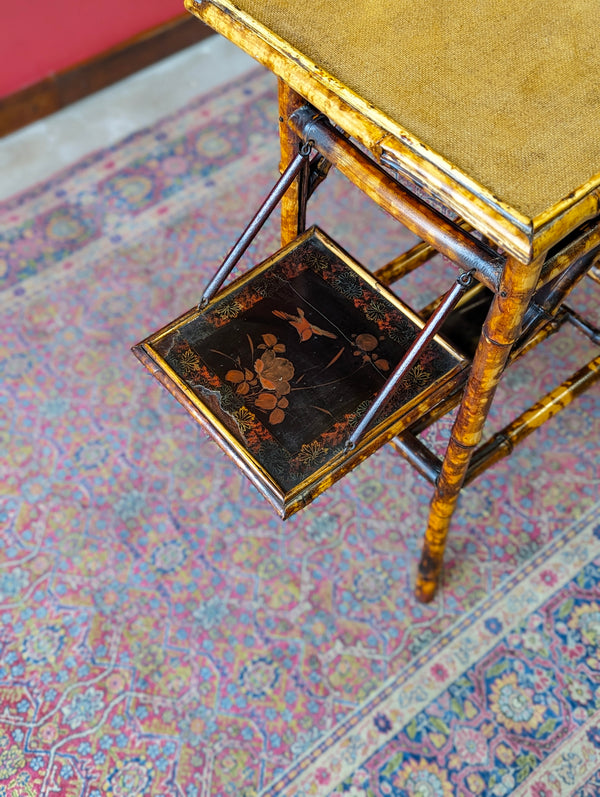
(184, 0), (600, 601)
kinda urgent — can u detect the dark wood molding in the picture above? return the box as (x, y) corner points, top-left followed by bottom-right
(0, 14), (213, 138)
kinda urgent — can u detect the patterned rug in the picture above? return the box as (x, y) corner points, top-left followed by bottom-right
(0, 68), (599, 797)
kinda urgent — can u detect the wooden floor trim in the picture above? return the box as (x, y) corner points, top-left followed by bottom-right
(0, 14), (213, 138)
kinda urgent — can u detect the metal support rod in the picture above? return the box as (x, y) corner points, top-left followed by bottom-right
(198, 144), (311, 308)
(307, 153), (333, 198)
(295, 151), (311, 237)
(346, 270), (474, 451)
(519, 251), (600, 342)
(565, 306), (600, 344)
(393, 431), (442, 484)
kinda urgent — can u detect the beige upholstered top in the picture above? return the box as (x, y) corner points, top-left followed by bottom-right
(228, 0), (600, 220)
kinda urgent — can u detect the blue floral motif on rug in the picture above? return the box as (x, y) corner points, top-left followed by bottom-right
(271, 512), (600, 796)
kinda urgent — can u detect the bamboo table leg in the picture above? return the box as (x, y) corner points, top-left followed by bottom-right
(278, 80), (308, 246)
(415, 253), (546, 603)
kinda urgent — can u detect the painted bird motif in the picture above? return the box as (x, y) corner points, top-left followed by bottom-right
(272, 308), (337, 342)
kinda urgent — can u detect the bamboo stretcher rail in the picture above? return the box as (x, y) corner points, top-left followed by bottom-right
(394, 350), (600, 487)
(374, 240), (439, 285)
(464, 353), (600, 484)
(393, 252), (600, 484)
(374, 222), (474, 286)
(373, 201), (599, 301)
(288, 107), (504, 290)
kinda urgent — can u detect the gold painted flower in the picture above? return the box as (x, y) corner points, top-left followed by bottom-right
(409, 363), (430, 387)
(215, 300), (242, 319)
(180, 349), (200, 377)
(257, 333), (286, 353)
(298, 441), (328, 466)
(234, 407), (256, 434)
(365, 301), (387, 322)
(302, 250), (330, 272)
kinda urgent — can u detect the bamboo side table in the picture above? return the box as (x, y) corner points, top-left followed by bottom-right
(145, 0), (600, 601)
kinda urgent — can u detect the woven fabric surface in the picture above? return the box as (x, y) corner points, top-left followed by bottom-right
(0, 68), (599, 796)
(233, 0), (600, 218)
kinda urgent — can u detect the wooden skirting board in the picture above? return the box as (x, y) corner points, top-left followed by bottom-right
(0, 14), (213, 138)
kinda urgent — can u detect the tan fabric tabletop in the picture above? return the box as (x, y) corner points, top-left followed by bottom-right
(232, 0), (600, 220)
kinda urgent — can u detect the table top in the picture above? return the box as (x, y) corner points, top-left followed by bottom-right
(186, 0), (600, 261)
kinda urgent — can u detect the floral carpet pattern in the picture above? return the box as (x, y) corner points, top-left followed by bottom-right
(0, 68), (599, 797)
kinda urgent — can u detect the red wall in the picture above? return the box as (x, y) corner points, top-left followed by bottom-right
(1, 0), (184, 98)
